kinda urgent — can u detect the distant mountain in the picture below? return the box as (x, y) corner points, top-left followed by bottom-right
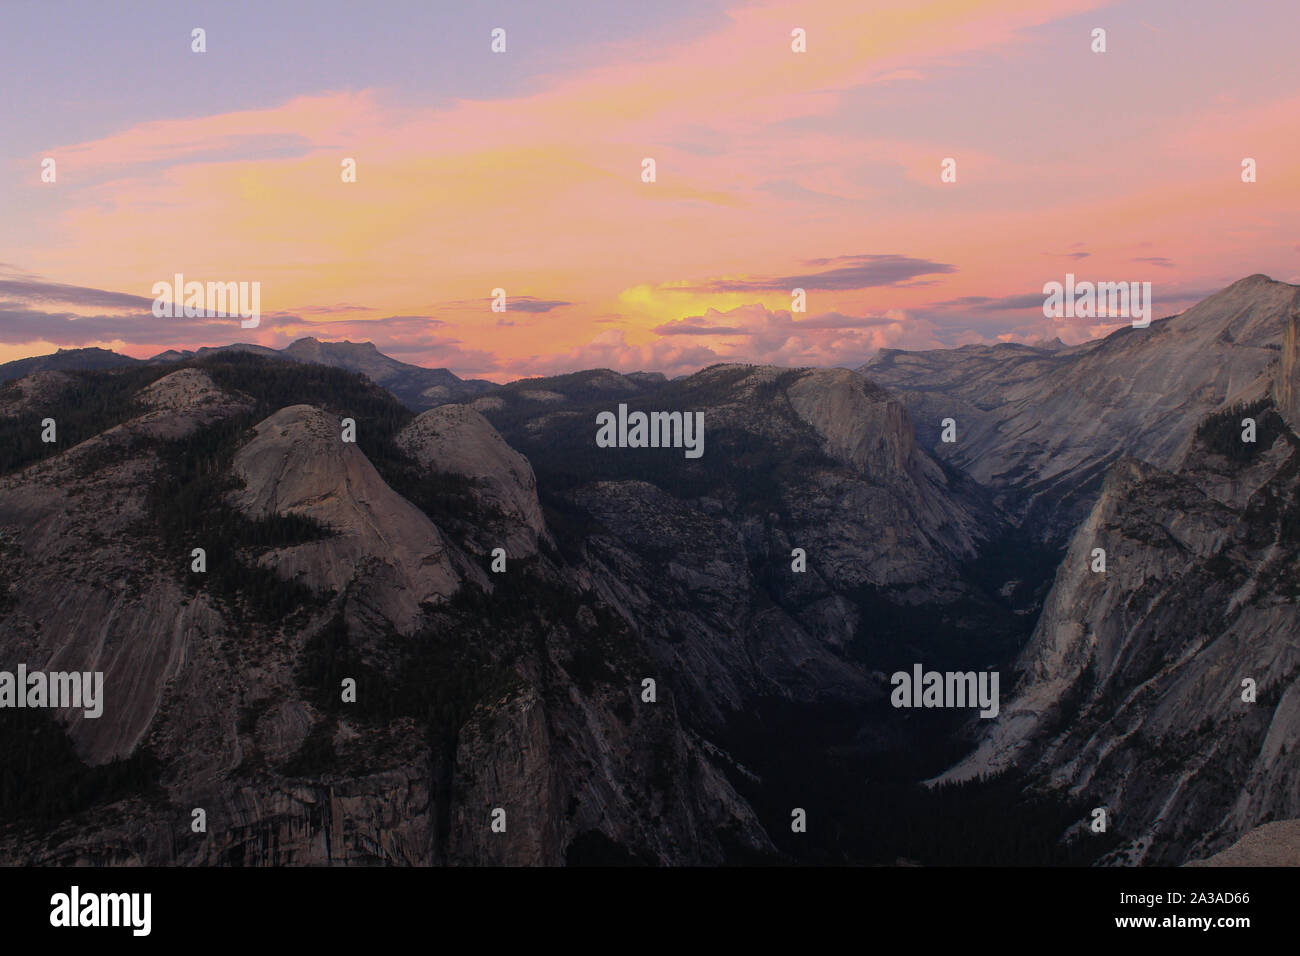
(0, 351), (1051, 866)
(937, 400), (1300, 864)
(151, 337), (497, 409)
(150, 343), (280, 362)
(470, 367), (668, 411)
(925, 275), (1300, 864)
(3, 340), (659, 413)
(0, 346), (141, 383)
(0, 339), (495, 411)
(5, 275), (1298, 868)
(863, 274), (1300, 540)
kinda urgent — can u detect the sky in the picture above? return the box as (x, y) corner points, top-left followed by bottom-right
(1, 0), (1297, 381)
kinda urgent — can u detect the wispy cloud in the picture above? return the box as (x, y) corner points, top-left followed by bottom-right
(932, 293), (1046, 311)
(0, 305), (237, 346)
(504, 298), (572, 314)
(0, 278), (153, 311)
(4, 0), (1297, 376)
(434, 296), (571, 314)
(686, 254), (956, 292)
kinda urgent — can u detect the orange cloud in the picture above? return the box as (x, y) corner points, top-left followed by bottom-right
(8, 0), (1298, 378)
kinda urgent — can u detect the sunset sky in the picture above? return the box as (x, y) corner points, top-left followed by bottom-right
(2, 0), (1297, 381)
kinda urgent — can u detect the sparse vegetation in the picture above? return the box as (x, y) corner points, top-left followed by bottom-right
(0, 708), (161, 825)
(0, 365), (174, 476)
(144, 413), (335, 624)
(1196, 398), (1283, 461)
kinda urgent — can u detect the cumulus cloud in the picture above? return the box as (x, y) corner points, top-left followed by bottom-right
(653, 309), (901, 336)
(519, 329), (722, 379)
(521, 303), (942, 378)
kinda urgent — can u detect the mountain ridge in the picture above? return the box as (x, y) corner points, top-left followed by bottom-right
(862, 273), (1300, 540)
(3, 273), (1298, 866)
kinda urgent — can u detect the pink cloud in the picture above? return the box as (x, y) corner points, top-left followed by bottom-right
(518, 303), (942, 378)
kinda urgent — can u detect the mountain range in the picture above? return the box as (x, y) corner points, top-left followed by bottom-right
(1, 274), (1297, 866)
(0, 337), (497, 410)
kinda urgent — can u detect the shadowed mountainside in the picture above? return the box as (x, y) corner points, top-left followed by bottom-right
(3, 275), (1298, 866)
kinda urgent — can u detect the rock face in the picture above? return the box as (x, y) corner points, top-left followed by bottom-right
(0, 369), (251, 765)
(129, 367), (255, 439)
(135, 367), (233, 412)
(0, 349), (1020, 867)
(8, 275), (1300, 869)
(446, 685), (562, 865)
(228, 404), (462, 634)
(0, 370), (78, 415)
(784, 367), (983, 561)
(475, 362), (1015, 750)
(0, 359), (782, 866)
(936, 378), (1300, 864)
(1186, 819), (1300, 866)
(864, 275), (1300, 539)
(396, 403), (545, 558)
(1273, 307), (1300, 431)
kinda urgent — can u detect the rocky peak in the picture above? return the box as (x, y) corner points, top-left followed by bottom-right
(0, 370), (77, 415)
(135, 368), (235, 412)
(863, 275), (1300, 541)
(284, 337), (383, 360)
(396, 403), (545, 557)
(228, 404), (462, 633)
(937, 408), (1300, 863)
(784, 366), (916, 476)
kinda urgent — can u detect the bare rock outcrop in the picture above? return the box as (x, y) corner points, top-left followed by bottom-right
(447, 684), (562, 865)
(0, 370), (78, 416)
(227, 404), (461, 634)
(1186, 819), (1300, 866)
(937, 419), (1300, 864)
(785, 366), (984, 560)
(0, 369), (255, 764)
(1273, 308), (1300, 432)
(865, 274), (1300, 539)
(126, 367), (255, 440)
(396, 403), (545, 557)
